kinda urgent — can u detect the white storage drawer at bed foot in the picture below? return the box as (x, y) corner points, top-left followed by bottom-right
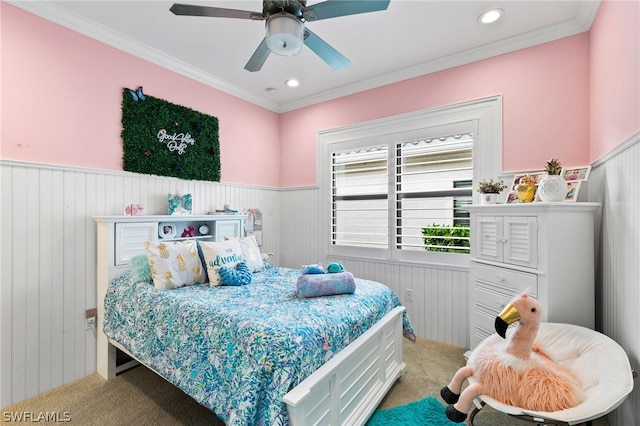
(472, 263), (537, 296)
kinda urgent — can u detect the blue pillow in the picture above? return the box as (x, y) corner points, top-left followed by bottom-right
(130, 253), (152, 284)
(218, 262), (252, 286)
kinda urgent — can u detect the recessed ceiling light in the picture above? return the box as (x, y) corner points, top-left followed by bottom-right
(265, 87), (278, 94)
(479, 8), (504, 24)
(285, 79), (299, 88)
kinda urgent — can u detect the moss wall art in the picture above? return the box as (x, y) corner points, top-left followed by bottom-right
(121, 86), (220, 181)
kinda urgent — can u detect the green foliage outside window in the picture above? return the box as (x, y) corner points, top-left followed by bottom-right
(422, 224), (470, 253)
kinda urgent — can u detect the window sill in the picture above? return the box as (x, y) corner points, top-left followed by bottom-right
(326, 253), (471, 272)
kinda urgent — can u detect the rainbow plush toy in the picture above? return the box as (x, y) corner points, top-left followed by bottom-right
(441, 293), (584, 422)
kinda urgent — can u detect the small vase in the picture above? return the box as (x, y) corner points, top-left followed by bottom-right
(537, 174), (568, 202)
(480, 193), (498, 205)
(515, 175), (536, 203)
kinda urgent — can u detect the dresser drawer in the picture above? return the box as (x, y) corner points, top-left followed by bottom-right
(471, 310), (496, 348)
(472, 263), (537, 296)
(475, 287), (520, 316)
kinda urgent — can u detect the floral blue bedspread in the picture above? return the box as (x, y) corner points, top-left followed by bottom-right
(103, 264), (414, 426)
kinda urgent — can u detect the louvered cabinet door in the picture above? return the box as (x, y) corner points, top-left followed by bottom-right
(474, 215), (502, 262)
(502, 216), (537, 268)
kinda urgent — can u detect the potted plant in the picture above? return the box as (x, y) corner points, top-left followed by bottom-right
(476, 179), (507, 204)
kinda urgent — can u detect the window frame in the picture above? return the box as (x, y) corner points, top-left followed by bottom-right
(317, 95), (503, 268)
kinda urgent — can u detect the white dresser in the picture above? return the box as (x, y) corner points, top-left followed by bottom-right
(466, 203), (599, 349)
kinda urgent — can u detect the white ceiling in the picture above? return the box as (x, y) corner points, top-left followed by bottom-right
(9, 0), (599, 113)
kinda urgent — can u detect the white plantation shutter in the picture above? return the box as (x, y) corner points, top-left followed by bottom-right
(331, 145), (388, 248)
(319, 96), (503, 265)
(330, 133), (472, 259)
(395, 135), (472, 254)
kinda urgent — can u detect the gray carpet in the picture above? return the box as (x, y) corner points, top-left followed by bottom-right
(1, 337), (608, 425)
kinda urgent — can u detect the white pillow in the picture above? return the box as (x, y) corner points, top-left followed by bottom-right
(145, 240), (206, 290)
(237, 236), (264, 272)
(199, 240), (244, 286)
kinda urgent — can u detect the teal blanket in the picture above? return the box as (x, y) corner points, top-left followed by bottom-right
(104, 264), (414, 426)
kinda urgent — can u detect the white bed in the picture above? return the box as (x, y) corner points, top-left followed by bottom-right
(95, 215), (412, 426)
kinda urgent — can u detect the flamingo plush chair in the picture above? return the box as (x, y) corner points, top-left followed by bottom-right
(441, 293), (584, 423)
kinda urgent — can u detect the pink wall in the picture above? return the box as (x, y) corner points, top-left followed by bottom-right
(589, 0), (640, 161)
(4, 2), (635, 189)
(1, 4), (281, 187)
(279, 34), (591, 187)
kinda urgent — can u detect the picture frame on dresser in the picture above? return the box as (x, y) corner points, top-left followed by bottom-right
(564, 180), (581, 202)
(505, 171), (545, 204)
(561, 166), (591, 181)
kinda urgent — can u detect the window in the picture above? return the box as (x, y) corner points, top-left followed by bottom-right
(395, 134), (473, 254)
(332, 145), (389, 249)
(319, 96), (502, 266)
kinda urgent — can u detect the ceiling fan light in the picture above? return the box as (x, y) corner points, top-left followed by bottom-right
(266, 14), (304, 56)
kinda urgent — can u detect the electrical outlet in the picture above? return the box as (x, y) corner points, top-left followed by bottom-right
(405, 289), (413, 301)
(85, 308), (97, 331)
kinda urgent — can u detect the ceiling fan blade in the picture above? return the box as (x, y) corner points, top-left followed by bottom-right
(244, 38), (271, 72)
(302, 0), (390, 21)
(303, 29), (351, 70)
(170, 3), (264, 20)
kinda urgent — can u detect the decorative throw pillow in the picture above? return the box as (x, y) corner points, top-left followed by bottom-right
(218, 262), (252, 286)
(145, 240), (206, 290)
(296, 272), (356, 298)
(130, 253), (153, 284)
(237, 235), (264, 272)
(199, 240), (244, 286)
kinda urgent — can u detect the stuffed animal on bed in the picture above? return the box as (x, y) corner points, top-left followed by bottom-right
(301, 263), (325, 274)
(440, 293), (584, 423)
(326, 262), (345, 273)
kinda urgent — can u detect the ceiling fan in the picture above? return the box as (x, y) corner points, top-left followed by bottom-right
(170, 1), (390, 72)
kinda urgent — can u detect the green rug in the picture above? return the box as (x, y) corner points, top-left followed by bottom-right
(366, 396), (458, 426)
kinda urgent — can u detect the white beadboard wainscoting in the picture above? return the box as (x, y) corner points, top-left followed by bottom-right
(0, 160), (280, 408)
(279, 187), (471, 347)
(330, 259), (470, 346)
(588, 132), (640, 426)
(0, 160), (471, 408)
(3, 143), (639, 426)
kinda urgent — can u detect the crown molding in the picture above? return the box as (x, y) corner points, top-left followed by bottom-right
(8, 0), (600, 114)
(278, 1), (601, 112)
(6, 0), (280, 112)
